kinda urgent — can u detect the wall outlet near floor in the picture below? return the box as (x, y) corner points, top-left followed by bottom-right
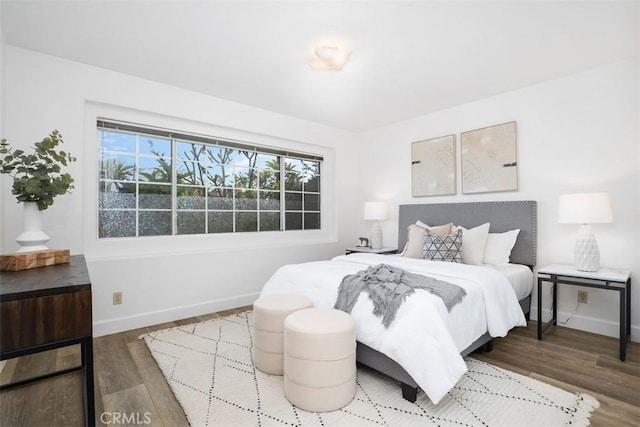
(113, 292), (123, 305)
(577, 291), (588, 304)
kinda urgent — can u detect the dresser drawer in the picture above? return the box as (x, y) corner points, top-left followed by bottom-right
(1, 289), (92, 353)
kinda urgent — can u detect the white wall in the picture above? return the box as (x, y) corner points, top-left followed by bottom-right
(1, 46), (361, 336)
(3, 44), (638, 342)
(0, 8), (5, 255)
(356, 58), (640, 342)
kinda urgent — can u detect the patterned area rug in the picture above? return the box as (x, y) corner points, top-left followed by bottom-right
(142, 311), (598, 426)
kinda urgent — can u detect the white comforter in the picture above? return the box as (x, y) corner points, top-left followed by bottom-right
(260, 253), (526, 404)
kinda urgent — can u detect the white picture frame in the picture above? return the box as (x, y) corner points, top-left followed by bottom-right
(411, 134), (456, 197)
(461, 121), (518, 194)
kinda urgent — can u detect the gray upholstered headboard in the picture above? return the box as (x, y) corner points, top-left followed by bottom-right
(398, 201), (537, 266)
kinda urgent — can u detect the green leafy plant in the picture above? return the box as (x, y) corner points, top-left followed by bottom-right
(0, 130), (77, 210)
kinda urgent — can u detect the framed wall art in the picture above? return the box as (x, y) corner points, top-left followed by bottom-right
(460, 121), (518, 194)
(411, 134), (456, 197)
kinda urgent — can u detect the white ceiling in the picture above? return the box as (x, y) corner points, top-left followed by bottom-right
(2, 1), (638, 132)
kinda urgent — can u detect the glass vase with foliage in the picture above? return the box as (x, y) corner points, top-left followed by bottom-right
(0, 130), (77, 210)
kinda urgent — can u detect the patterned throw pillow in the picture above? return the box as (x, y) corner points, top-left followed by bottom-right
(422, 228), (463, 263)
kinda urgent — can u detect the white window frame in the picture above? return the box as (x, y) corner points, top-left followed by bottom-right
(97, 120), (323, 238)
(83, 104), (336, 259)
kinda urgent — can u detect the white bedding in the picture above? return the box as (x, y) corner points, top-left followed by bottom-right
(485, 263), (533, 301)
(260, 253), (527, 404)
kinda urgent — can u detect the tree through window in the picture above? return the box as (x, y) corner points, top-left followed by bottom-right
(97, 121), (322, 238)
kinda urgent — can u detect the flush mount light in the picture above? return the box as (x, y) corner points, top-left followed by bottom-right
(310, 44), (351, 71)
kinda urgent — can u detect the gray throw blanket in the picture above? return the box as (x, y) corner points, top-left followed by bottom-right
(334, 264), (467, 327)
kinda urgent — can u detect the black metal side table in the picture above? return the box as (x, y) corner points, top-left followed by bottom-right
(537, 264), (631, 361)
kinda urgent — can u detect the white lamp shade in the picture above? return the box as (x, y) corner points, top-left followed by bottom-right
(364, 202), (388, 221)
(558, 192), (613, 224)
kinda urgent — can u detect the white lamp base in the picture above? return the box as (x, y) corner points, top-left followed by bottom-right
(574, 224), (599, 272)
(371, 221), (383, 249)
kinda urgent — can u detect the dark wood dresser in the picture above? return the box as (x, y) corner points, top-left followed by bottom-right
(0, 254), (95, 426)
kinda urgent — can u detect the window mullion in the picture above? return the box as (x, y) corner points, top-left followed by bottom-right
(204, 163), (209, 234)
(255, 166), (260, 232)
(232, 165), (236, 232)
(280, 158), (285, 231)
(135, 135), (140, 237)
(172, 137), (177, 235)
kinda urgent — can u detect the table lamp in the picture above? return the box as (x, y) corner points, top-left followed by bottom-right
(558, 192), (613, 272)
(364, 202), (388, 249)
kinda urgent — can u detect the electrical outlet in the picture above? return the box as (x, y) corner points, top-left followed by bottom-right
(577, 291), (588, 304)
(113, 292), (123, 305)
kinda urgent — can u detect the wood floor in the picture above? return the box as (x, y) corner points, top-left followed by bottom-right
(1, 308), (638, 426)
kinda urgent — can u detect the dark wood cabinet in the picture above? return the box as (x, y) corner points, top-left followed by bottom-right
(0, 255), (95, 426)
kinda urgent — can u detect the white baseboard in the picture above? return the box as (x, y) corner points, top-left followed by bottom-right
(530, 308), (640, 343)
(94, 294), (640, 344)
(92, 292), (260, 337)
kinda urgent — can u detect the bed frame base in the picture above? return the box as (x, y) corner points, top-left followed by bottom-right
(401, 383), (418, 402)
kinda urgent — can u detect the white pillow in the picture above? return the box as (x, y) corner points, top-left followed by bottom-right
(483, 229), (520, 265)
(401, 222), (453, 258)
(455, 223), (490, 265)
(415, 221), (453, 239)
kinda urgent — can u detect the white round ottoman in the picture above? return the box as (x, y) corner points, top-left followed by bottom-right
(253, 294), (313, 375)
(283, 308), (357, 412)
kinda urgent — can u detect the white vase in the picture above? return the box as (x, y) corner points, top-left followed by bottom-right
(16, 202), (50, 252)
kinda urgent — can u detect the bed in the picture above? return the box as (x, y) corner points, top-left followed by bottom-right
(260, 200), (537, 404)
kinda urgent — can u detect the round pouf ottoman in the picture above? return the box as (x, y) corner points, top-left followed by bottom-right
(283, 308), (357, 412)
(253, 294), (313, 375)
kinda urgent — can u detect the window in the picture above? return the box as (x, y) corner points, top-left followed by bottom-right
(98, 121), (322, 238)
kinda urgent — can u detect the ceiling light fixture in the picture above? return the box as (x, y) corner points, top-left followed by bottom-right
(310, 44), (351, 71)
